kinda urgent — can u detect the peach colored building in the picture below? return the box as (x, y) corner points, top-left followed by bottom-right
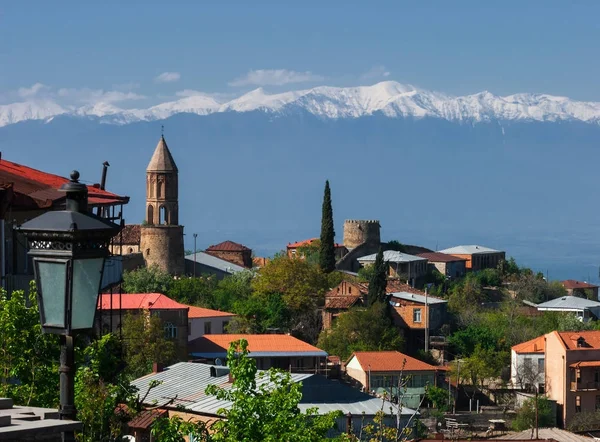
(437, 245), (505, 271)
(545, 331), (600, 426)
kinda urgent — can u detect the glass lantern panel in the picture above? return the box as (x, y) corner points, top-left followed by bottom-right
(71, 257), (104, 330)
(37, 260), (67, 328)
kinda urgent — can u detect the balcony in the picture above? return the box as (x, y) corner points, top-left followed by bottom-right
(570, 381), (600, 391)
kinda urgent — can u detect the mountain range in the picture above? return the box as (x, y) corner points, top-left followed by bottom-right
(2, 81), (600, 127)
(2, 81), (600, 282)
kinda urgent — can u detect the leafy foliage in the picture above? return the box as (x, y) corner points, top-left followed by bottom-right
(318, 302), (404, 360)
(123, 265), (173, 294)
(121, 312), (177, 378)
(567, 410), (600, 432)
(205, 339), (341, 441)
(512, 396), (553, 431)
(319, 180), (336, 273)
(151, 415), (209, 442)
(367, 248), (387, 306)
(0, 284), (59, 407)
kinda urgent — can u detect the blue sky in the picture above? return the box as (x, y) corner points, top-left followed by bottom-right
(1, 1), (599, 106)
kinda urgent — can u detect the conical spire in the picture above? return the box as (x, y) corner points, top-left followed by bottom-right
(147, 135), (178, 172)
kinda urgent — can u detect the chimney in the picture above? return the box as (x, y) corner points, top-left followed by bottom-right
(152, 362), (164, 373)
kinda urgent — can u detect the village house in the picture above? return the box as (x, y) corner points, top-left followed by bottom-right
(131, 362), (417, 436)
(357, 250), (428, 286)
(437, 245), (505, 272)
(561, 280), (599, 300)
(185, 251), (246, 279)
(417, 252), (467, 279)
(188, 334), (328, 372)
(545, 331), (600, 426)
(187, 305), (236, 341)
(510, 336), (545, 391)
(345, 351), (439, 409)
(286, 238), (348, 261)
(205, 240), (253, 269)
(536, 296), (600, 322)
(109, 224), (141, 255)
(0, 157), (128, 294)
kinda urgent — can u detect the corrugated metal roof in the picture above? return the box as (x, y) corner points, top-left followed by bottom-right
(389, 291), (447, 305)
(537, 296), (600, 310)
(494, 428), (592, 442)
(357, 250), (426, 263)
(438, 245), (502, 255)
(132, 362), (417, 417)
(185, 252), (246, 274)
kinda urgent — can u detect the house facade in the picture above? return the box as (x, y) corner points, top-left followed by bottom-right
(437, 245), (505, 272)
(561, 280), (599, 300)
(188, 334), (328, 372)
(417, 252), (467, 279)
(536, 296), (600, 322)
(205, 240), (253, 269)
(511, 336), (545, 391)
(545, 331), (600, 426)
(357, 250), (428, 286)
(187, 306), (236, 341)
(345, 351), (438, 408)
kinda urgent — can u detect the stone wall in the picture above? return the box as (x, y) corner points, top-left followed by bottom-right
(140, 225), (185, 275)
(205, 249), (252, 268)
(342, 220), (381, 250)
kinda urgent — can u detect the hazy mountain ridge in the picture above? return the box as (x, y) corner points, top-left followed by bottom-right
(2, 81), (600, 127)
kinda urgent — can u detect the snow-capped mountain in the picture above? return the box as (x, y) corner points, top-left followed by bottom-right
(2, 81), (600, 128)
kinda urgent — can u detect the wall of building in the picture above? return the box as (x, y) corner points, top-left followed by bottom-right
(140, 225), (185, 275)
(510, 350), (545, 389)
(345, 356), (368, 390)
(205, 250), (252, 268)
(390, 300), (446, 331)
(110, 244), (140, 255)
(343, 220), (381, 250)
(189, 316), (234, 341)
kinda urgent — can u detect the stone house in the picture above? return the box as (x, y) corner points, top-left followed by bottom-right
(185, 251), (246, 279)
(345, 351), (439, 408)
(109, 224), (141, 255)
(286, 238), (348, 261)
(417, 252), (467, 279)
(205, 240), (253, 269)
(545, 331), (600, 426)
(437, 245), (505, 272)
(357, 250), (428, 286)
(188, 334), (328, 372)
(561, 280), (599, 300)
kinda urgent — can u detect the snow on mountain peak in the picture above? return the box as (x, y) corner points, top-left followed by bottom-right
(1, 81), (599, 128)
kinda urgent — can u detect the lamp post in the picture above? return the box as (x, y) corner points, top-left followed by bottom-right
(193, 233), (198, 277)
(18, 171), (120, 442)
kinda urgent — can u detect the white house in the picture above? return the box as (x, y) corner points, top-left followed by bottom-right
(536, 296), (600, 322)
(187, 306), (236, 341)
(357, 250), (428, 283)
(511, 335), (545, 391)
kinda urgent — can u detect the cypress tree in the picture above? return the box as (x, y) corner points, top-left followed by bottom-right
(368, 247), (388, 305)
(319, 180), (336, 273)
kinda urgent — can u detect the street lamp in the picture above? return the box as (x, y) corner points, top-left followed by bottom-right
(18, 171), (120, 442)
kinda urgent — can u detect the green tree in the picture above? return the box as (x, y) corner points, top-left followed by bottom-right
(317, 302), (404, 360)
(512, 396), (553, 432)
(121, 313), (177, 378)
(368, 248), (388, 306)
(123, 265), (173, 294)
(151, 415), (209, 442)
(567, 410), (600, 432)
(167, 275), (217, 306)
(0, 284), (59, 407)
(358, 264), (376, 282)
(205, 339), (341, 441)
(319, 180), (336, 273)
(426, 385), (449, 412)
(386, 240), (406, 252)
(212, 270), (254, 313)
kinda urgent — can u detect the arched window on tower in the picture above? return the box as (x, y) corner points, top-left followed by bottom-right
(159, 206), (168, 225)
(147, 205), (154, 224)
(157, 180), (163, 199)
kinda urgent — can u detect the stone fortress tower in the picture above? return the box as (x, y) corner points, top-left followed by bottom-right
(343, 219), (381, 250)
(139, 135), (185, 275)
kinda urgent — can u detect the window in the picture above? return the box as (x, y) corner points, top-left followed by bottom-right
(576, 395), (582, 413)
(538, 358), (545, 373)
(349, 287), (352, 294)
(524, 358), (532, 369)
(222, 321), (229, 333)
(164, 322), (177, 339)
(204, 322), (212, 335)
(413, 308), (422, 323)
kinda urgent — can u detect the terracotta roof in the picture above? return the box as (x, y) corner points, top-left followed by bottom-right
(287, 238), (345, 249)
(119, 224), (141, 245)
(189, 334), (326, 356)
(512, 336), (545, 354)
(187, 306), (236, 319)
(417, 252), (467, 263)
(325, 295), (361, 309)
(147, 136), (178, 172)
(569, 361), (600, 368)
(562, 279), (599, 289)
(98, 293), (188, 310)
(128, 408), (167, 430)
(556, 331), (600, 350)
(348, 351), (438, 372)
(252, 256), (269, 267)
(206, 240), (250, 252)
(0, 158), (129, 210)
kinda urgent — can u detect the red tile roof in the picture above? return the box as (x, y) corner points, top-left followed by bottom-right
(206, 240), (250, 252)
(0, 158), (129, 209)
(562, 280), (599, 289)
(128, 408), (168, 430)
(187, 306), (236, 319)
(118, 224), (141, 245)
(417, 252), (467, 263)
(287, 238), (345, 249)
(325, 294), (361, 309)
(348, 351), (438, 372)
(512, 336), (545, 354)
(189, 334), (325, 355)
(556, 331), (600, 350)
(99, 293), (187, 310)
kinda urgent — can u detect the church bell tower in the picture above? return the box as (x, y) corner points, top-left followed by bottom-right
(139, 135), (185, 275)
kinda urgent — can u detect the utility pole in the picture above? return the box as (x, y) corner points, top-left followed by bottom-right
(193, 233), (198, 278)
(454, 359), (461, 414)
(535, 386), (539, 440)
